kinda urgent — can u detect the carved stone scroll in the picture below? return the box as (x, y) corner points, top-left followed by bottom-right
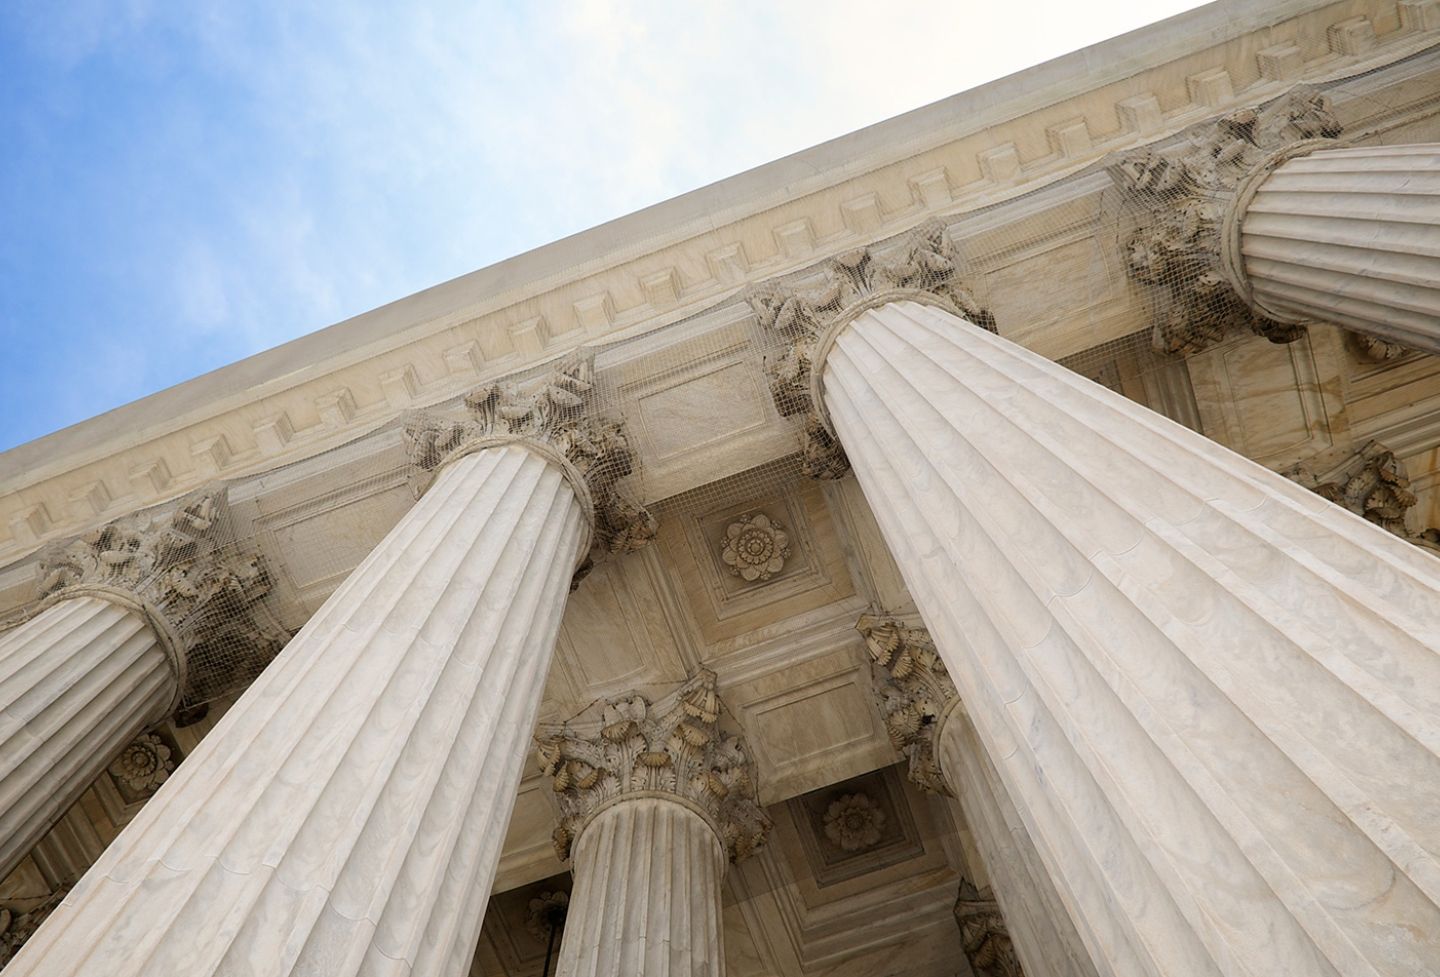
(535, 670), (770, 863)
(1111, 87), (1342, 356)
(747, 222), (994, 478)
(858, 613), (958, 796)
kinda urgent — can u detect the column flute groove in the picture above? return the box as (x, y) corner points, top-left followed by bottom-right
(7, 353), (657, 977)
(537, 672), (767, 977)
(0, 487), (280, 883)
(814, 297), (1440, 976)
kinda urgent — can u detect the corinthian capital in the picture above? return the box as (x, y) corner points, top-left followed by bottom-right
(1283, 441), (1440, 555)
(955, 879), (1025, 977)
(747, 222), (994, 479)
(402, 350), (656, 565)
(535, 670), (770, 863)
(1111, 87), (1342, 356)
(859, 613), (958, 796)
(36, 487), (285, 707)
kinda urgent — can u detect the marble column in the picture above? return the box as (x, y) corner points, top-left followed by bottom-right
(796, 296), (1440, 976)
(535, 671), (769, 977)
(1224, 143), (1440, 354)
(7, 356), (656, 977)
(861, 614), (1095, 977)
(0, 488), (276, 882)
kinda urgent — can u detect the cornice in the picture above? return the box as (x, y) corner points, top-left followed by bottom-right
(1, 1), (1436, 564)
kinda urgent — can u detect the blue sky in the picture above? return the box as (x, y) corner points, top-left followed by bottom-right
(0, 0), (1209, 452)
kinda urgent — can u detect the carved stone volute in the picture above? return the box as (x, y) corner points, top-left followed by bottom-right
(402, 350), (657, 572)
(1111, 87), (1342, 356)
(748, 222), (994, 479)
(859, 613), (958, 796)
(1283, 441), (1440, 554)
(535, 670), (770, 863)
(35, 487), (285, 709)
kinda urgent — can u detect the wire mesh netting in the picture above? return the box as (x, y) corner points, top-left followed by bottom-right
(1, 55), (1437, 716)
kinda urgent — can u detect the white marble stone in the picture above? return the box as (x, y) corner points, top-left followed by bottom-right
(0, 596), (174, 880)
(821, 298), (1440, 976)
(1238, 143), (1440, 352)
(6, 443), (588, 976)
(935, 703), (1097, 977)
(556, 797), (727, 977)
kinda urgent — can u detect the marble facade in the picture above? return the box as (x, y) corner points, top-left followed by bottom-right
(4, 2), (1440, 975)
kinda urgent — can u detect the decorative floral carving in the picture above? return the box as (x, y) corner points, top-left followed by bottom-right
(859, 614), (958, 796)
(1349, 331), (1415, 364)
(535, 671), (770, 863)
(0, 884), (71, 967)
(822, 792), (886, 852)
(35, 488), (286, 710)
(402, 351), (656, 573)
(108, 732), (175, 794)
(748, 222), (994, 479)
(1283, 441), (1440, 554)
(524, 890), (570, 943)
(1111, 87), (1342, 356)
(955, 879), (1025, 977)
(721, 512), (791, 582)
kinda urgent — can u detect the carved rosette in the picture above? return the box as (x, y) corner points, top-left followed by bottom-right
(35, 488), (285, 708)
(402, 351), (656, 573)
(721, 512), (791, 582)
(823, 792), (886, 852)
(1111, 87), (1342, 356)
(859, 613), (958, 796)
(535, 670), (770, 863)
(955, 879), (1025, 977)
(1283, 441), (1440, 554)
(748, 222), (995, 479)
(108, 732), (175, 794)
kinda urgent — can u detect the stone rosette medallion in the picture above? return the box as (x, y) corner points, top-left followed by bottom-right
(823, 792), (886, 852)
(720, 512), (791, 582)
(108, 732), (175, 795)
(535, 670), (770, 863)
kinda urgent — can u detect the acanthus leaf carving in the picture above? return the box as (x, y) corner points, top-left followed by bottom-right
(1111, 87), (1342, 356)
(749, 222), (994, 479)
(402, 350), (657, 572)
(535, 670), (770, 863)
(0, 883), (72, 968)
(35, 487), (286, 709)
(859, 613), (957, 796)
(955, 878), (1026, 977)
(1283, 440), (1440, 554)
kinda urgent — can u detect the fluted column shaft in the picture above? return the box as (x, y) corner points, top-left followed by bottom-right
(1232, 144), (1440, 351)
(821, 299), (1440, 976)
(934, 704), (1096, 977)
(557, 797), (726, 977)
(0, 596), (176, 879)
(8, 443), (589, 977)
